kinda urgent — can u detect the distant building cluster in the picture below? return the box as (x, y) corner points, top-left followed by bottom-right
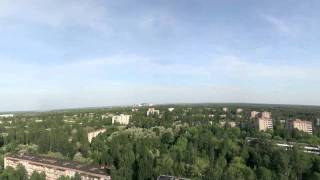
(88, 129), (106, 143)
(4, 153), (111, 180)
(112, 114), (131, 125)
(147, 107), (160, 116)
(250, 111), (314, 134)
(0, 114), (14, 118)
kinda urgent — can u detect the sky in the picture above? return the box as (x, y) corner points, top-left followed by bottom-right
(0, 0), (320, 111)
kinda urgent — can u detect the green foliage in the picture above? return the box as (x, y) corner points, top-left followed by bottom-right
(58, 173), (81, 180)
(29, 171), (46, 180)
(1, 104), (320, 179)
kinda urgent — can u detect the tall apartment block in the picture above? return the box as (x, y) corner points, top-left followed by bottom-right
(252, 111), (273, 131)
(287, 119), (313, 134)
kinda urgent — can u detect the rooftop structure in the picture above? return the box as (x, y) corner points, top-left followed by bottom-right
(4, 153), (111, 180)
(112, 114), (130, 125)
(261, 111), (271, 119)
(250, 111), (260, 119)
(287, 119), (313, 134)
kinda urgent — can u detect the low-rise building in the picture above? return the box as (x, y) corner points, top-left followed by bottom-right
(287, 119), (313, 134)
(147, 108), (160, 116)
(236, 108), (243, 113)
(222, 107), (228, 112)
(101, 114), (113, 119)
(88, 129), (106, 143)
(4, 153), (111, 180)
(112, 114), (130, 125)
(132, 108), (139, 112)
(220, 114), (226, 118)
(220, 121), (236, 128)
(168, 108), (175, 112)
(208, 114), (215, 118)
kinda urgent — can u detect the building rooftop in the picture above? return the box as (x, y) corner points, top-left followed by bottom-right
(5, 153), (110, 177)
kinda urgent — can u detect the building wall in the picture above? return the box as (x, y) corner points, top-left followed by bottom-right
(147, 108), (160, 116)
(4, 156), (111, 180)
(261, 112), (271, 119)
(251, 111), (260, 119)
(112, 114), (130, 125)
(288, 119), (313, 134)
(88, 129), (106, 143)
(257, 118), (273, 131)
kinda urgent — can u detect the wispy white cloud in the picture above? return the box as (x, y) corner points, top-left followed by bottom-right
(0, 0), (108, 31)
(260, 14), (298, 36)
(1, 54), (317, 86)
(44, 54), (320, 81)
(220, 55), (311, 79)
(1, 54), (320, 111)
(139, 13), (176, 32)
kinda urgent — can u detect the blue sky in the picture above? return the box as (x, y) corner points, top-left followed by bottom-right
(0, 0), (320, 111)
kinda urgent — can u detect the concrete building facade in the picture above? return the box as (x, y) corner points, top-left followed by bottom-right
(88, 129), (106, 143)
(287, 119), (313, 134)
(253, 111), (273, 131)
(256, 118), (273, 131)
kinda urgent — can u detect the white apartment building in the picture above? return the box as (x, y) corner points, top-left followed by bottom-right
(4, 154), (111, 180)
(287, 119), (313, 134)
(256, 118), (273, 131)
(88, 129), (106, 143)
(147, 108), (160, 116)
(112, 114), (130, 125)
